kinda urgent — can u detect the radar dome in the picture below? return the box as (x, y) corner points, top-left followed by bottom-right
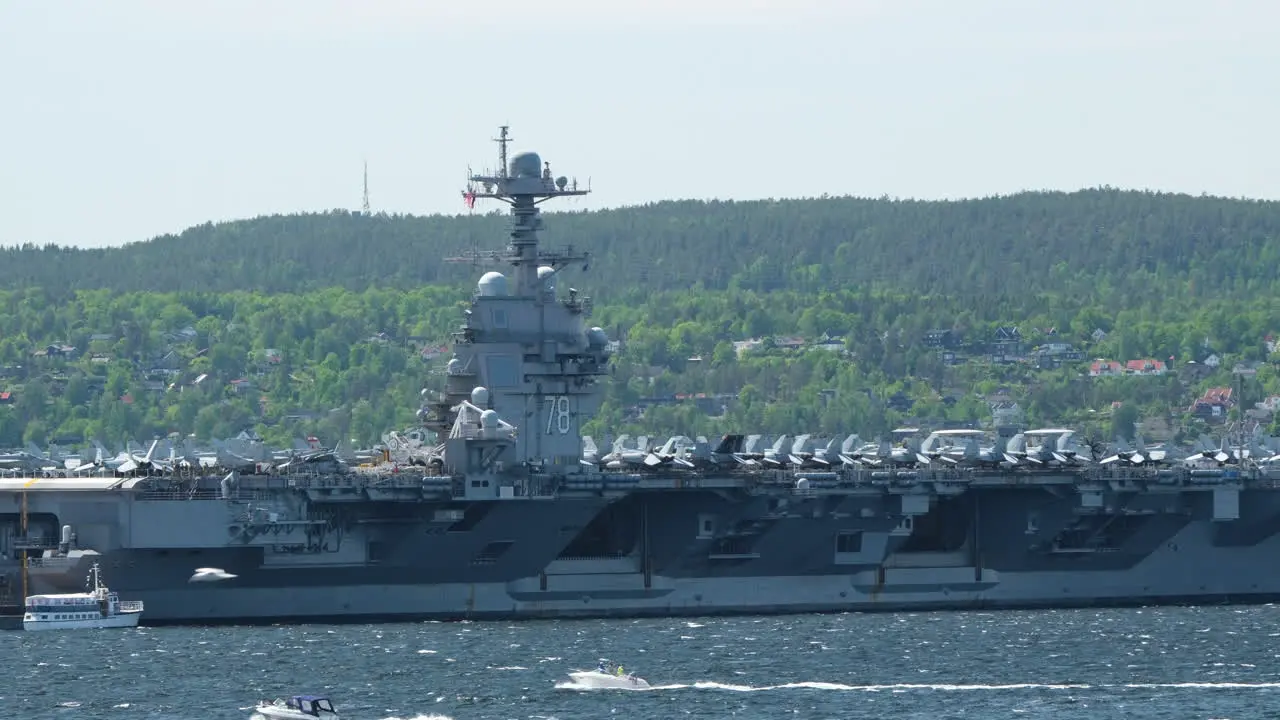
(587, 327), (608, 348)
(471, 386), (490, 407)
(509, 151), (542, 179)
(555, 176), (568, 190)
(478, 271), (508, 297)
(480, 409), (500, 429)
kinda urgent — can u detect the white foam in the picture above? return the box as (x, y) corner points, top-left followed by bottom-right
(558, 679), (1280, 693)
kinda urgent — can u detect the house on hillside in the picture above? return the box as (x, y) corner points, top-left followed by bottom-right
(1089, 360), (1124, 377)
(32, 344), (77, 360)
(992, 400), (1024, 428)
(1189, 387), (1234, 420)
(1249, 395), (1280, 421)
(1124, 359), (1167, 376)
(923, 329), (963, 350)
(1031, 343), (1084, 369)
(148, 350), (184, 378)
(814, 333), (847, 354)
(165, 326), (198, 344)
(1233, 361), (1262, 376)
(989, 326), (1025, 363)
(1178, 360), (1213, 382)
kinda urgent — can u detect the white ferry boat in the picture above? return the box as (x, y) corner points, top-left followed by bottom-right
(22, 562), (144, 631)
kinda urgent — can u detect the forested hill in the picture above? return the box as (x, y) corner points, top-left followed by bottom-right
(4, 188), (1280, 303)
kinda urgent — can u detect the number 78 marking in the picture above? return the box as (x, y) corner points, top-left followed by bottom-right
(546, 396), (571, 435)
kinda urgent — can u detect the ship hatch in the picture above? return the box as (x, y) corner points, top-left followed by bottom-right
(557, 501), (638, 559)
(894, 496), (969, 553)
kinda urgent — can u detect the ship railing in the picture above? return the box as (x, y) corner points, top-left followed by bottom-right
(116, 600), (144, 613)
(138, 488), (228, 501)
(1090, 467), (1163, 481)
(11, 534), (55, 551)
(287, 474), (365, 489)
(523, 477), (560, 497)
(445, 427), (516, 442)
(138, 488), (295, 501)
(26, 556), (78, 570)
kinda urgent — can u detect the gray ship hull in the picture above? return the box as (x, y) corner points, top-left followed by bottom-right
(4, 468), (1278, 626)
(89, 514), (1280, 625)
(92, 532), (1280, 622)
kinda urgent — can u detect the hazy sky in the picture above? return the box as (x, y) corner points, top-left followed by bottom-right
(1, 0), (1275, 248)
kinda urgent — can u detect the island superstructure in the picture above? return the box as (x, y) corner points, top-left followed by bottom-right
(1, 127), (1279, 625)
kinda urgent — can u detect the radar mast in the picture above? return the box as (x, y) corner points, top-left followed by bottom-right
(449, 126), (591, 297)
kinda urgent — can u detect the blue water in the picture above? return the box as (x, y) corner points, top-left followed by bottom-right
(4, 605), (1279, 719)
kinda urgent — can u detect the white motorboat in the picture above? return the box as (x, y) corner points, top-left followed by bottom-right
(567, 660), (651, 689)
(254, 695), (340, 719)
(23, 563), (144, 631)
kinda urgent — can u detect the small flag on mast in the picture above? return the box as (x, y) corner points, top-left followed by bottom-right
(463, 191), (476, 210)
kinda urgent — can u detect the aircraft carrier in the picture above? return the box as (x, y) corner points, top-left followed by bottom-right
(3, 126), (1280, 626)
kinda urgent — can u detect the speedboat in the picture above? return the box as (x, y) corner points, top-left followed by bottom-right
(254, 695), (340, 719)
(567, 660), (651, 690)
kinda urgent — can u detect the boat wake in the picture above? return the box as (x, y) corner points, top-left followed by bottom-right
(555, 679), (1280, 693)
(251, 714), (452, 720)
